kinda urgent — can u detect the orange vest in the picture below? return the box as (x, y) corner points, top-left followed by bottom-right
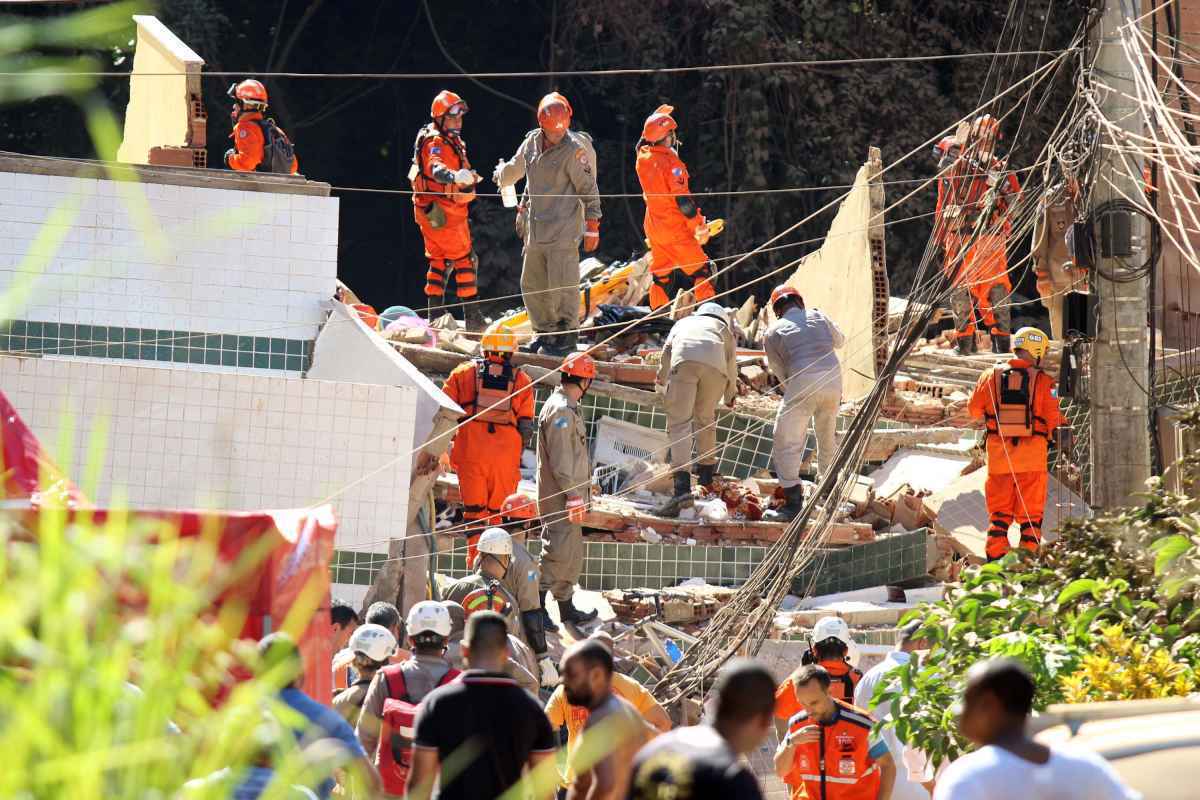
(968, 359), (1064, 474)
(784, 700), (882, 800)
(635, 143), (703, 244)
(410, 124), (472, 213)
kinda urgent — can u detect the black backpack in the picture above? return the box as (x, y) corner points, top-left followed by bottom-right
(255, 118), (296, 174)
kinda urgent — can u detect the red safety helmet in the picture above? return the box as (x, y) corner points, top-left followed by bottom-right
(970, 114), (1001, 146)
(560, 352), (596, 380)
(537, 92), (573, 134)
(431, 89), (468, 119)
(641, 104), (677, 143)
(770, 285), (802, 308)
(228, 79), (268, 106)
(500, 492), (537, 521)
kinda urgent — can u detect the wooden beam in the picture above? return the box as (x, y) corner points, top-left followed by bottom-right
(390, 341), (659, 387)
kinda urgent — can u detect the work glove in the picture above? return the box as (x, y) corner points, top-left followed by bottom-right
(492, 159), (506, 187)
(539, 656), (560, 688)
(693, 216), (710, 245)
(224, 148), (236, 166)
(517, 418), (534, 450)
(583, 219), (600, 253)
(566, 494), (586, 524)
(454, 167), (475, 186)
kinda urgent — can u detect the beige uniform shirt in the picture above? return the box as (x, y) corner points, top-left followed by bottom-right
(501, 539), (541, 613)
(658, 314), (739, 404)
(499, 129), (601, 246)
(536, 387), (591, 504)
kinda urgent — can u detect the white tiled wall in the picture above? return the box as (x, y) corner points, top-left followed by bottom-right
(0, 170), (338, 339)
(1, 355), (411, 556)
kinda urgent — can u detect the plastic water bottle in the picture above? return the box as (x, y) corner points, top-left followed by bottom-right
(664, 639), (683, 663)
(501, 183), (518, 208)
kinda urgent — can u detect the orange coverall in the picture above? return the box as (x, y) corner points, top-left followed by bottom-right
(227, 111), (299, 173)
(442, 358), (535, 564)
(967, 358), (1065, 560)
(935, 155), (1021, 340)
(635, 144), (714, 309)
(412, 124), (477, 300)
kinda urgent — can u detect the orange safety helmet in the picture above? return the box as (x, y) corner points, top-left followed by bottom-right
(560, 352), (596, 379)
(351, 303), (380, 330)
(969, 114), (1001, 146)
(641, 104), (677, 143)
(770, 285), (802, 308)
(228, 79), (268, 106)
(431, 89), (468, 119)
(537, 92), (573, 134)
(479, 328), (517, 354)
(500, 492), (537, 521)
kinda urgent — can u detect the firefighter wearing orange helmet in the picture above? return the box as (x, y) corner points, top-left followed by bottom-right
(934, 115), (1022, 354)
(635, 104), (717, 310)
(494, 92), (602, 356)
(441, 328), (535, 565)
(412, 90), (484, 327)
(967, 327), (1067, 560)
(224, 79), (299, 174)
(535, 353), (599, 628)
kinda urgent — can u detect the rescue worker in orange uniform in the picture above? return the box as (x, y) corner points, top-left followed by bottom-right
(635, 104), (716, 310)
(441, 329), (535, 564)
(412, 90), (483, 326)
(967, 326), (1066, 561)
(775, 617), (863, 739)
(225, 79), (299, 174)
(934, 115), (1022, 355)
(774, 665), (896, 800)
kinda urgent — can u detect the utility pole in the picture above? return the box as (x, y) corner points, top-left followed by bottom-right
(1089, 0), (1153, 508)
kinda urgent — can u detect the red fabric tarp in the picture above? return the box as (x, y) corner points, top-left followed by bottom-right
(1, 390), (86, 507)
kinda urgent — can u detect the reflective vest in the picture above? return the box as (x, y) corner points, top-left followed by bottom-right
(461, 578), (512, 618)
(467, 358), (517, 428)
(784, 700), (881, 800)
(985, 366), (1052, 443)
(940, 154), (1014, 238)
(409, 123), (471, 206)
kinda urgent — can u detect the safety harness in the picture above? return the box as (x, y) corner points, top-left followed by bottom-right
(984, 366), (1051, 445)
(462, 578), (510, 618)
(409, 123), (470, 205)
(463, 357), (518, 431)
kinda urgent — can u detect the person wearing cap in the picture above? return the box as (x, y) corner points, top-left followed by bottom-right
(355, 601), (456, 761)
(444, 527), (524, 640)
(656, 303), (739, 517)
(775, 616), (863, 738)
(763, 284), (846, 522)
(494, 92), (602, 356)
(333, 624), (397, 724)
(967, 326), (1066, 560)
(537, 353), (600, 628)
(500, 492), (558, 687)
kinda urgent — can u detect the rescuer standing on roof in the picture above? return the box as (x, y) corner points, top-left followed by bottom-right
(225, 79), (298, 174)
(412, 90), (484, 327)
(967, 326), (1066, 561)
(537, 353), (599, 628)
(636, 104), (717, 310)
(934, 115), (1022, 355)
(494, 92), (602, 356)
(441, 328), (535, 565)
(656, 303), (739, 518)
(498, 492), (559, 688)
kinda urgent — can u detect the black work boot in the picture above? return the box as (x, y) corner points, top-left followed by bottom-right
(557, 597), (598, 626)
(991, 335), (1011, 354)
(696, 462), (716, 490)
(539, 593), (559, 633)
(656, 470), (694, 518)
(464, 303), (485, 332)
(558, 330), (579, 354)
(955, 334), (976, 355)
(764, 484), (805, 522)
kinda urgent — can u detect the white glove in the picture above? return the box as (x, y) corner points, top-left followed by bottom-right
(539, 656), (559, 688)
(454, 167), (475, 186)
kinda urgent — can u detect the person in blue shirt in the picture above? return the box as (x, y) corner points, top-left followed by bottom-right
(258, 633), (382, 798)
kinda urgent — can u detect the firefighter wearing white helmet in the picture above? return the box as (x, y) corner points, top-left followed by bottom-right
(332, 623), (397, 723)
(443, 528), (523, 642)
(655, 300), (740, 516)
(407, 600), (453, 639)
(773, 616), (863, 737)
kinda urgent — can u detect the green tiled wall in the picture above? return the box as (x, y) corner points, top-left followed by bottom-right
(0, 319), (314, 372)
(332, 549), (388, 586)
(791, 530), (929, 596)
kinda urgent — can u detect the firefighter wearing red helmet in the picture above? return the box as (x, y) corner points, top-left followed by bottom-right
(494, 92), (602, 356)
(534, 353), (598, 629)
(411, 90), (484, 327)
(225, 79), (299, 174)
(636, 104), (717, 310)
(934, 114), (1022, 355)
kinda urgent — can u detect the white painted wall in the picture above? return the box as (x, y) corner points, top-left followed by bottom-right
(1, 354), (412, 557)
(0, 169), (338, 339)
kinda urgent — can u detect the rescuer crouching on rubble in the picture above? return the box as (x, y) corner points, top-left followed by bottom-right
(441, 329), (535, 568)
(656, 302), (740, 518)
(967, 327), (1067, 561)
(225, 79), (298, 174)
(498, 492), (559, 687)
(444, 528), (524, 639)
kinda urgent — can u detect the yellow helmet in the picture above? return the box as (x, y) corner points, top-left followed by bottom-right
(480, 328), (517, 354)
(1012, 326), (1049, 360)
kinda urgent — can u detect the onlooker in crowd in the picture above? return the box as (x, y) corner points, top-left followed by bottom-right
(442, 599), (540, 695)
(332, 624), (396, 724)
(933, 659), (1139, 800)
(330, 599), (360, 691)
(180, 709), (320, 800)
(408, 611), (557, 800)
(257, 633), (380, 799)
(627, 658), (776, 800)
(854, 621), (932, 800)
(560, 640), (651, 800)
(774, 664), (896, 800)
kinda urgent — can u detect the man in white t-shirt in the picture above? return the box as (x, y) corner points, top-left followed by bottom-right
(933, 658), (1139, 800)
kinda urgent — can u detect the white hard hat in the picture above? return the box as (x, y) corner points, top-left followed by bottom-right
(811, 616), (853, 647)
(348, 623), (397, 663)
(476, 527), (513, 557)
(697, 302), (728, 324)
(406, 600), (452, 638)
